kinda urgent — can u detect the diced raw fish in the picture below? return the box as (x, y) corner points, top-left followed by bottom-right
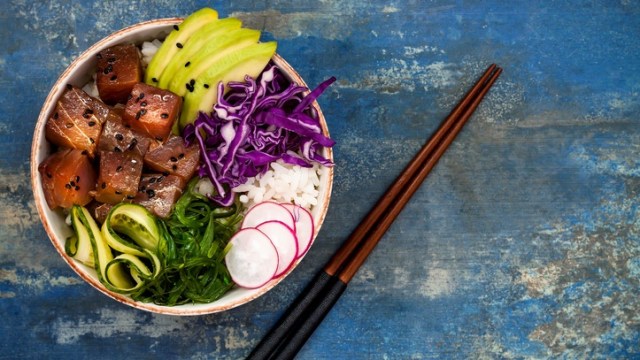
(45, 86), (116, 157)
(133, 174), (185, 219)
(94, 151), (143, 204)
(122, 83), (181, 142)
(96, 44), (142, 105)
(144, 135), (200, 182)
(98, 115), (153, 157)
(38, 148), (97, 209)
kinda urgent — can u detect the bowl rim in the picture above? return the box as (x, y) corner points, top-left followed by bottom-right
(30, 18), (334, 315)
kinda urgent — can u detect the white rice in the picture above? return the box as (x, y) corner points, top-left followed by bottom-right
(232, 160), (322, 211)
(140, 39), (163, 67)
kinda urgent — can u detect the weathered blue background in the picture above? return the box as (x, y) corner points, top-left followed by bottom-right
(1, 0), (639, 358)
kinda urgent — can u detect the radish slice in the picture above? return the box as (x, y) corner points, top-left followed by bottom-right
(256, 220), (299, 278)
(242, 201), (295, 231)
(225, 228), (278, 289)
(282, 203), (315, 258)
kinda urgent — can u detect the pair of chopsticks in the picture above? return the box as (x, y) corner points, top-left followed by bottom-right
(248, 64), (502, 360)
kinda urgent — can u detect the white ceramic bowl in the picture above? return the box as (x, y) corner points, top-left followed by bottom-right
(30, 18), (333, 315)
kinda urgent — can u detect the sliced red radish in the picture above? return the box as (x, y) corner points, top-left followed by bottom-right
(282, 203), (315, 258)
(242, 201), (295, 231)
(256, 220), (299, 278)
(225, 228), (279, 289)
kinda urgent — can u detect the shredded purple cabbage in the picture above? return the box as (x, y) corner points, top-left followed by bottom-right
(183, 65), (336, 206)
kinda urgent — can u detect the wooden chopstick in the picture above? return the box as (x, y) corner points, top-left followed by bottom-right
(247, 64), (502, 360)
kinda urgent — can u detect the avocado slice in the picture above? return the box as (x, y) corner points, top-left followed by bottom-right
(144, 8), (219, 85)
(156, 17), (243, 89)
(178, 42), (277, 129)
(168, 28), (262, 96)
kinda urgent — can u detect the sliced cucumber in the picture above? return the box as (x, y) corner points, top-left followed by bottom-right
(104, 203), (161, 252)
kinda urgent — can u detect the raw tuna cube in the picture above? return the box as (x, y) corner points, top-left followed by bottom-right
(93, 203), (114, 224)
(45, 86), (117, 157)
(94, 151), (143, 204)
(133, 174), (186, 219)
(144, 135), (200, 182)
(122, 83), (181, 142)
(38, 148), (97, 209)
(98, 115), (153, 157)
(96, 44), (142, 105)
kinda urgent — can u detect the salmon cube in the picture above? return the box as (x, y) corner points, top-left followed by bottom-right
(94, 151), (143, 204)
(143, 135), (200, 182)
(133, 174), (185, 218)
(98, 115), (153, 157)
(96, 44), (142, 105)
(38, 148), (97, 209)
(122, 83), (181, 142)
(45, 86), (116, 157)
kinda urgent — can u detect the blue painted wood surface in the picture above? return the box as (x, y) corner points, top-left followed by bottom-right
(1, 1), (639, 358)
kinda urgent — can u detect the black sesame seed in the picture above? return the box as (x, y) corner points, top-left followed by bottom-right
(110, 75), (118, 81)
(170, 156), (178, 162)
(146, 189), (155, 198)
(114, 146), (122, 152)
(190, 79), (195, 85)
(75, 186), (80, 191)
(161, 171), (169, 176)
(139, 109), (147, 116)
(176, 42), (183, 48)
(66, 84), (73, 90)
(178, 153), (184, 159)
(115, 133), (124, 141)
(149, 177), (156, 184)
(46, 172), (52, 178)
(81, 150), (88, 155)
(172, 164), (178, 171)
(90, 138), (95, 144)
(127, 94), (133, 101)
(203, 84), (209, 89)
(161, 113), (169, 119)
(139, 185), (146, 191)
(135, 111), (142, 120)
(156, 136), (164, 141)
(96, 53), (102, 59)
(76, 176), (80, 182)
(65, 184), (72, 189)
(88, 121), (96, 127)
(69, 181), (75, 187)
(126, 195), (135, 200)
(116, 165), (123, 172)
(53, 112), (59, 120)
(101, 182), (106, 189)
(138, 93), (145, 100)
(173, 25), (179, 31)
(103, 64), (113, 74)
(82, 113), (90, 119)
(115, 190), (122, 195)
(157, 176), (164, 183)
(152, 77), (158, 83)
(184, 61), (190, 67)
(107, 57), (116, 63)
(140, 101), (147, 107)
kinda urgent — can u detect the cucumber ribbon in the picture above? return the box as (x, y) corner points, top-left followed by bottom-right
(67, 204), (163, 294)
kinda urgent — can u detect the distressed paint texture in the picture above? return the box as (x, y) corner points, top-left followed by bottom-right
(1, 0), (639, 359)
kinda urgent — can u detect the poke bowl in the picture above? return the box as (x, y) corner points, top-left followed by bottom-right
(30, 9), (334, 315)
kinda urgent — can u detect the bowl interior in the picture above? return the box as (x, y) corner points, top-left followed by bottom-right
(30, 19), (333, 315)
